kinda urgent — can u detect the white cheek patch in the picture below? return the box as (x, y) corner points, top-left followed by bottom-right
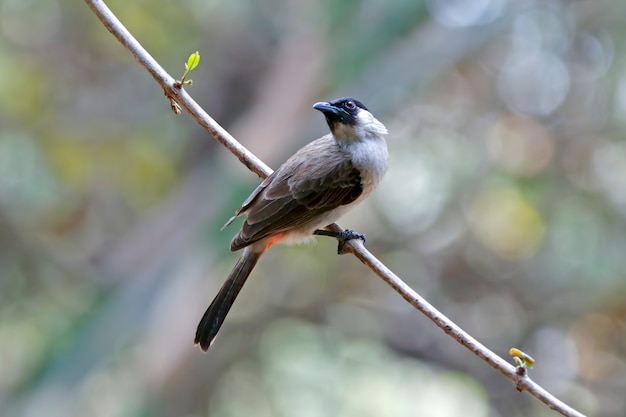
(356, 110), (388, 138)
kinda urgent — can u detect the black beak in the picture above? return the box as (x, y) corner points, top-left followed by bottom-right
(313, 102), (342, 117)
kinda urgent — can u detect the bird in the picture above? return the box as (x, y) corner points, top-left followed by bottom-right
(195, 97), (389, 351)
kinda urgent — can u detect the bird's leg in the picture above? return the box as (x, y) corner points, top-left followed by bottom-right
(313, 228), (366, 255)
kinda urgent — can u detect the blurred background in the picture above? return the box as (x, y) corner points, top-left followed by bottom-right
(1, 0), (626, 416)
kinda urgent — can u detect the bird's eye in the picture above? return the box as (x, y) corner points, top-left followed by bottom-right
(345, 101), (356, 110)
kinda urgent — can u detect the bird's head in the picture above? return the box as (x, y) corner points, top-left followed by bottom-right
(313, 97), (388, 142)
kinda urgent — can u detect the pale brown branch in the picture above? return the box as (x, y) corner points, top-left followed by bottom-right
(84, 0), (270, 179)
(83, 1), (586, 416)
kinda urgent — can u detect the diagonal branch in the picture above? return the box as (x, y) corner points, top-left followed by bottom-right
(83, 1), (586, 416)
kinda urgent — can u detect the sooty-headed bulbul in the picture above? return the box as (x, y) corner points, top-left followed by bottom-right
(195, 97), (388, 351)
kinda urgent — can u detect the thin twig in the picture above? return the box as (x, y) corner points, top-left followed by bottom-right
(83, 1), (586, 416)
(84, 0), (270, 179)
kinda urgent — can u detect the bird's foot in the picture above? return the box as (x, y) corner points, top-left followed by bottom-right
(313, 228), (366, 255)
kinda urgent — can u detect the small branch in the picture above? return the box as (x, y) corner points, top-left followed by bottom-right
(83, 1), (586, 416)
(84, 0), (270, 179)
(339, 235), (584, 417)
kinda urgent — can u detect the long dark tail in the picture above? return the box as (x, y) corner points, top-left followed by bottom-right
(195, 249), (262, 351)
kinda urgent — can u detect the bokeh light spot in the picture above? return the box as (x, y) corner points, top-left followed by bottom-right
(487, 115), (554, 176)
(498, 51), (570, 116)
(468, 185), (544, 259)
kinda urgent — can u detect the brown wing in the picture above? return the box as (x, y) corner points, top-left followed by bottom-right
(221, 174), (274, 230)
(230, 137), (362, 251)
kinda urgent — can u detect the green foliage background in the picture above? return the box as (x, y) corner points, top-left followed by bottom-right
(1, 1), (626, 416)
